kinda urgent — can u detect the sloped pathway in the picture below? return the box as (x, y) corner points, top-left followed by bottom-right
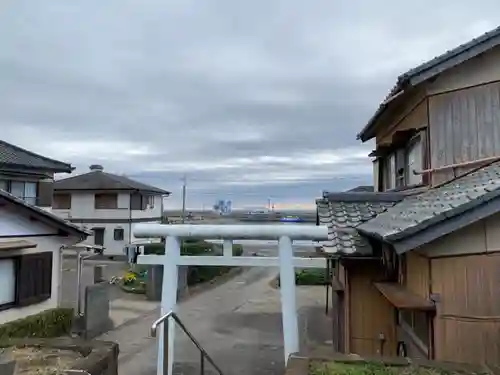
(98, 267), (329, 375)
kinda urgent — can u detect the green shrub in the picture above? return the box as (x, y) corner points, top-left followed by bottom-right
(277, 268), (329, 287)
(0, 308), (74, 341)
(232, 244), (243, 256)
(295, 268), (328, 285)
(142, 241), (244, 286)
(143, 240), (214, 256)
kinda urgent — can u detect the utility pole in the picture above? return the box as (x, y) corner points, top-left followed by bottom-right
(181, 175), (187, 224)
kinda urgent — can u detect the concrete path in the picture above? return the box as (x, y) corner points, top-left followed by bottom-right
(98, 267), (330, 375)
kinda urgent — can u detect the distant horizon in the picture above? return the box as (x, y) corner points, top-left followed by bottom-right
(163, 202), (317, 212)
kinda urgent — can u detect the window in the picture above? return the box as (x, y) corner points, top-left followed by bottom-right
(384, 153), (396, 190)
(147, 195), (155, 208)
(130, 193), (148, 210)
(379, 131), (427, 191)
(114, 228), (124, 241)
(398, 310), (430, 349)
(94, 193), (118, 209)
(53, 193), (72, 209)
(406, 136), (423, 186)
(16, 252), (53, 307)
(0, 180), (38, 205)
(0, 259), (16, 308)
(92, 228), (105, 246)
(0, 253), (53, 311)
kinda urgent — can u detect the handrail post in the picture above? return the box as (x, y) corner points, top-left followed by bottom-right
(157, 236), (180, 375)
(278, 235), (299, 363)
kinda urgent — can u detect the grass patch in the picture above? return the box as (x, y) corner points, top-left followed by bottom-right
(0, 308), (74, 341)
(309, 361), (461, 375)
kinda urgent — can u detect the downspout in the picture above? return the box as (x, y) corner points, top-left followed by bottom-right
(128, 192), (134, 244)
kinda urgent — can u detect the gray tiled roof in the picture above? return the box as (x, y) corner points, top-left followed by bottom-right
(358, 161), (500, 242)
(316, 192), (402, 255)
(0, 140), (73, 172)
(54, 170), (170, 195)
(0, 189), (90, 237)
(358, 25), (500, 142)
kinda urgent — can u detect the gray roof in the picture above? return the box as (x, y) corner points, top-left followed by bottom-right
(358, 25), (500, 142)
(316, 192), (403, 255)
(358, 161), (500, 246)
(54, 170), (170, 195)
(0, 140), (73, 173)
(0, 189), (90, 238)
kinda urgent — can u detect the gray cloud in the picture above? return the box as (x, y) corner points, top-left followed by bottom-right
(0, 1), (499, 208)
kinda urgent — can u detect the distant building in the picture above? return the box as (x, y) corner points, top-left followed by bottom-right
(52, 165), (170, 256)
(213, 199), (232, 215)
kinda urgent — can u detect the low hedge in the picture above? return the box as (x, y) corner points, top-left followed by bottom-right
(143, 240), (244, 257)
(142, 240), (244, 286)
(295, 268), (329, 285)
(276, 268), (330, 287)
(143, 240), (213, 256)
(0, 308), (74, 341)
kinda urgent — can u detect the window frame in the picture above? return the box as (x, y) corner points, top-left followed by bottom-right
(0, 252), (54, 312)
(384, 153), (396, 190)
(405, 134), (423, 186)
(0, 180), (39, 205)
(114, 228), (124, 241)
(94, 193), (118, 209)
(0, 258), (17, 311)
(397, 310), (431, 356)
(379, 130), (428, 191)
(147, 195), (155, 208)
(53, 193), (72, 209)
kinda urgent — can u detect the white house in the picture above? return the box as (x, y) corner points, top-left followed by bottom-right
(52, 165), (171, 256)
(0, 189), (89, 324)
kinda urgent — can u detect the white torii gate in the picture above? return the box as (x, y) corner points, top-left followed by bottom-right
(134, 223), (329, 375)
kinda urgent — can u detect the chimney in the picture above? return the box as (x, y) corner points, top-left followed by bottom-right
(89, 164), (104, 172)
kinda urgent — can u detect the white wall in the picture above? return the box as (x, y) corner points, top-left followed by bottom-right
(0, 206), (56, 236)
(54, 192), (163, 220)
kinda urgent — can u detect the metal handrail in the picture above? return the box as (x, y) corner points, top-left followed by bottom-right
(151, 311), (225, 375)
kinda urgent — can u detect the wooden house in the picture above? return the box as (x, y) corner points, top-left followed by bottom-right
(317, 25), (500, 365)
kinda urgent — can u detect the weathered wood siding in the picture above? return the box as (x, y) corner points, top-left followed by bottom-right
(348, 262), (396, 356)
(405, 252), (430, 299)
(427, 45), (500, 95)
(428, 82), (500, 184)
(420, 211), (500, 258)
(338, 263), (350, 352)
(431, 254), (500, 364)
(376, 92), (428, 146)
(415, 211), (500, 364)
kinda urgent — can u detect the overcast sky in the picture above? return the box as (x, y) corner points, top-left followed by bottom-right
(0, 1), (499, 209)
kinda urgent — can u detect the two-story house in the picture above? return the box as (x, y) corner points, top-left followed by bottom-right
(0, 140), (89, 324)
(0, 139), (74, 208)
(317, 25), (500, 365)
(52, 165), (170, 256)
